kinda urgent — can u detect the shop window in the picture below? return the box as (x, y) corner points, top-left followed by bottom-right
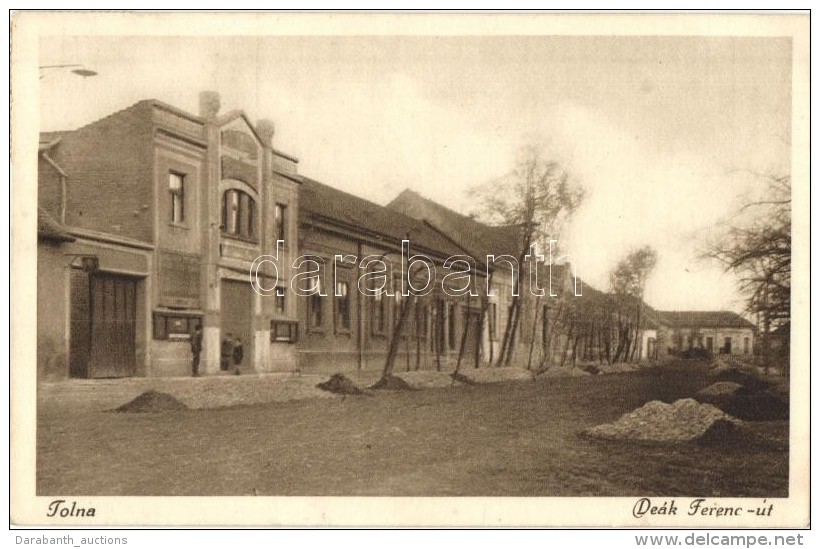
(270, 320), (298, 343)
(153, 311), (202, 340)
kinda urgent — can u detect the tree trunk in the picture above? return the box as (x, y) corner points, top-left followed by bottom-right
(434, 307), (442, 372)
(454, 295), (473, 375)
(571, 333), (580, 366)
(414, 299), (422, 371)
(526, 296), (542, 370)
(540, 301), (563, 370)
(505, 299), (522, 366)
(475, 271), (493, 370)
(560, 323), (574, 367)
(382, 295), (414, 379)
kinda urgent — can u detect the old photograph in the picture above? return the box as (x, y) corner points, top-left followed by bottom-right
(10, 12), (809, 527)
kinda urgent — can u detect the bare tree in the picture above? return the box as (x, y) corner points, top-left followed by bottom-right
(470, 144), (584, 367)
(608, 246), (658, 363)
(705, 174), (791, 373)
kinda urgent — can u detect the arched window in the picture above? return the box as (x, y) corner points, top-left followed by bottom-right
(221, 189), (257, 241)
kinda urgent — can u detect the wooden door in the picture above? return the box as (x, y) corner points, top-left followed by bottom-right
(86, 274), (137, 378)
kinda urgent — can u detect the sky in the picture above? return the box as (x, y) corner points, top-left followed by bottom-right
(38, 35), (792, 313)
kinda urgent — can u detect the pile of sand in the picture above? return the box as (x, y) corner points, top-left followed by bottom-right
(115, 390), (188, 413)
(316, 374), (365, 395)
(583, 398), (743, 444)
(369, 374), (417, 391)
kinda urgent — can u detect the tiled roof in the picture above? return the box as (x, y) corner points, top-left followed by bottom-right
(386, 189), (525, 259)
(37, 207), (75, 243)
(656, 310), (755, 330)
(298, 176), (468, 260)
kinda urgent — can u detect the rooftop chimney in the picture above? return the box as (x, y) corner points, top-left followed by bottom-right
(256, 119), (275, 147)
(199, 91), (221, 120)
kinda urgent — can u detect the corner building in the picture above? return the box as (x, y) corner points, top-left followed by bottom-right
(37, 92), (300, 378)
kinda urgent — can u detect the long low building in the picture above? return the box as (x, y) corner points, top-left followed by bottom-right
(36, 92), (756, 380)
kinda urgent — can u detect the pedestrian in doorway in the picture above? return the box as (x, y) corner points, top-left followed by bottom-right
(220, 333), (234, 371)
(191, 324), (203, 377)
(233, 337), (244, 371)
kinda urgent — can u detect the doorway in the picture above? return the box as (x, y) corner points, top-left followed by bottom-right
(220, 279), (253, 372)
(70, 270), (137, 378)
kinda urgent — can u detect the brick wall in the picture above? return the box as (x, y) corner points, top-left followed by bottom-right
(50, 101), (155, 243)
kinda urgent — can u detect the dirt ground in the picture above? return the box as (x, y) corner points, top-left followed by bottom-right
(36, 361), (788, 497)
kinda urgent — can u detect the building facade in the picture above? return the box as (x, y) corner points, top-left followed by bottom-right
(37, 92), (300, 379)
(655, 311), (756, 357)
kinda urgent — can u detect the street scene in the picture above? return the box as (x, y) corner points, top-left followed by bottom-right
(30, 29), (795, 506)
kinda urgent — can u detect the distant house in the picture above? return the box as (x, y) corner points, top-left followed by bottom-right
(654, 311), (756, 357)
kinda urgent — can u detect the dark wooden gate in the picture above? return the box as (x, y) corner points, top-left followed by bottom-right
(70, 271), (137, 378)
(88, 274), (137, 378)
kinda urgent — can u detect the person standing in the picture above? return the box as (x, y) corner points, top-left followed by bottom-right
(191, 324), (203, 377)
(220, 333), (234, 371)
(232, 337), (244, 373)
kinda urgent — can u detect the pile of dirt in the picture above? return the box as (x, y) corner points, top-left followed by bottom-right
(394, 370), (462, 389)
(450, 371), (478, 385)
(596, 363), (638, 375)
(316, 374), (365, 395)
(582, 364), (600, 375)
(115, 390), (188, 413)
(694, 382), (789, 421)
(369, 374), (417, 391)
(459, 367), (535, 384)
(537, 366), (592, 378)
(583, 398), (743, 444)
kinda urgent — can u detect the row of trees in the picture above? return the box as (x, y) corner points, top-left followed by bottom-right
(378, 146), (659, 382)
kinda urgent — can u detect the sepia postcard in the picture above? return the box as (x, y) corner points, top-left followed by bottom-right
(9, 11), (810, 527)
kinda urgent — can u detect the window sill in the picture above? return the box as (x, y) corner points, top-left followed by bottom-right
(168, 222), (190, 230)
(221, 233), (260, 245)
